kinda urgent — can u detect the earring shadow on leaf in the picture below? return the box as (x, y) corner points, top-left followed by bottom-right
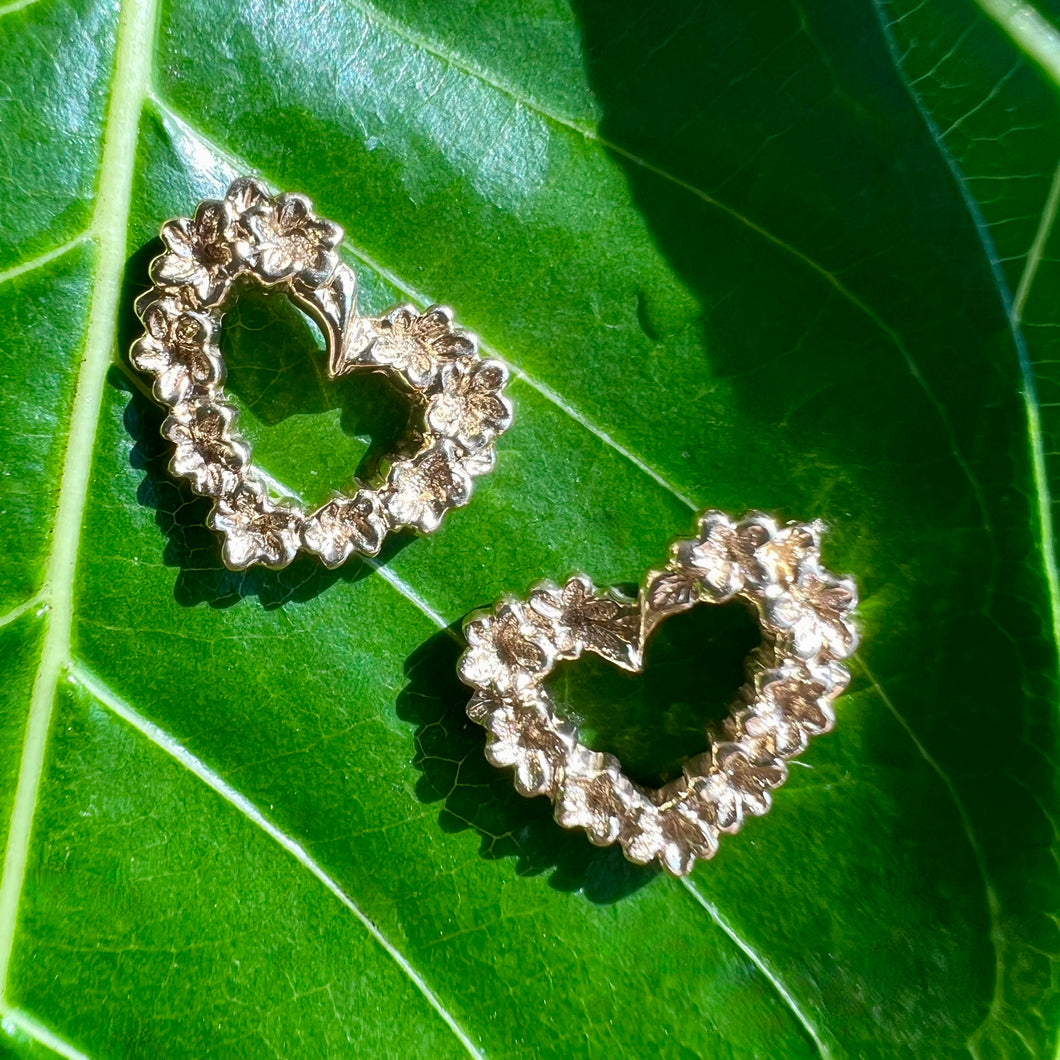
(117, 242), (415, 608)
(396, 627), (658, 903)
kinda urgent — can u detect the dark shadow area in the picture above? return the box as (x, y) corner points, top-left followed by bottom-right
(397, 628), (658, 903)
(549, 600), (761, 787)
(118, 239), (162, 355)
(117, 245), (416, 609)
(564, 0), (906, 441)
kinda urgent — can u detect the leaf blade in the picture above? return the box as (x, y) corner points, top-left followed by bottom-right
(1, 0), (1058, 1056)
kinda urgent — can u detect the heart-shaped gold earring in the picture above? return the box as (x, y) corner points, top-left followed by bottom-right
(457, 510), (858, 876)
(130, 177), (513, 570)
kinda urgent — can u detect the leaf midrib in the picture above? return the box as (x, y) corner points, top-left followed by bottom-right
(0, 0), (161, 1011)
(0, 0), (481, 1047)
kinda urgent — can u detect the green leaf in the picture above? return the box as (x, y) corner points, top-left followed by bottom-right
(1, 0), (1058, 1055)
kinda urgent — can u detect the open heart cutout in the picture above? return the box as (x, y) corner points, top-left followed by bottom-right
(131, 177), (513, 570)
(458, 511), (859, 876)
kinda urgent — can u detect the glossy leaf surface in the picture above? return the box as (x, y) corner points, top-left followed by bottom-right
(0, 0), (1058, 1056)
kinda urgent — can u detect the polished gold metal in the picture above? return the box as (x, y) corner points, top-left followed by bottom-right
(131, 177), (513, 570)
(457, 510), (858, 876)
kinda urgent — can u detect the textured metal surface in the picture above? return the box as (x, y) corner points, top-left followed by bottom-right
(458, 510), (859, 876)
(131, 177), (513, 569)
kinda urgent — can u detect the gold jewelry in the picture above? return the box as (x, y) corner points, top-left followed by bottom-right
(457, 510), (858, 876)
(131, 177), (513, 569)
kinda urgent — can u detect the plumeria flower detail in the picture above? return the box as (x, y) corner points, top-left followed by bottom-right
(367, 305), (475, 389)
(301, 492), (388, 568)
(223, 176), (271, 223)
(672, 510), (773, 600)
(714, 743), (787, 818)
(460, 445), (497, 478)
(458, 509), (859, 876)
(382, 440), (473, 533)
(642, 512), (777, 642)
(129, 177), (513, 570)
(557, 765), (635, 846)
(239, 193), (343, 286)
(482, 694), (575, 798)
(756, 526), (859, 660)
(130, 298), (223, 405)
(208, 482), (303, 571)
(162, 401), (248, 498)
(734, 659), (845, 757)
(150, 199), (236, 308)
(427, 359), (513, 452)
(459, 605), (556, 695)
(647, 794), (721, 875)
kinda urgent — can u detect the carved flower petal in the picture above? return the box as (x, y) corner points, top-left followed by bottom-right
(258, 243), (297, 281)
(155, 363), (201, 407)
(159, 218), (195, 256)
(715, 744), (786, 817)
(210, 492), (302, 571)
(383, 442), (473, 532)
(275, 193), (312, 227)
(224, 176), (271, 217)
(558, 771), (630, 845)
(657, 809), (718, 875)
(302, 493), (387, 566)
(129, 336), (169, 375)
(428, 359), (514, 452)
(674, 511), (745, 600)
(150, 252), (206, 289)
(297, 247), (340, 287)
(461, 446), (496, 477)
(460, 618), (519, 694)
(218, 524), (263, 570)
(507, 705), (569, 798)
(191, 199), (227, 237)
(163, 403), (246, 497)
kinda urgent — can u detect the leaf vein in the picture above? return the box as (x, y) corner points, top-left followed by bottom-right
(0, 592), (44, 631)
(679, 878), (830, 1059)
(856, 654), (1006, 1055)
(0, 1007), (91, 1059)
(0, 0), (159, 1002)
(0, 233), (91, 289)
(0, 0), (44, 20)
(337, 0), (992, 526)
(1013, 156), (1060, 324)
(68, 662), (484, 1060)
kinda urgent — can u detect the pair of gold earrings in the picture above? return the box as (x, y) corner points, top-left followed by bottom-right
(131, 178), (859, 877)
